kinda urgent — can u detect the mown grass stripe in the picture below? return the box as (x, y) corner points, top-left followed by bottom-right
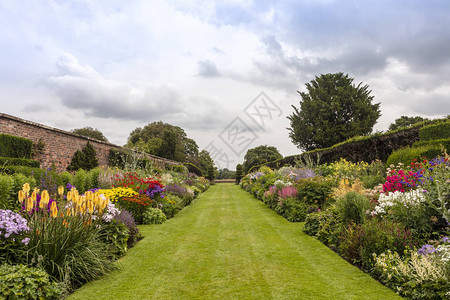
(68, 184), (401, 300)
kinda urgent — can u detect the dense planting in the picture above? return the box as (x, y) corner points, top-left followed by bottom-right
(240, 154), (450, 298)
(0, 163), (210, 296)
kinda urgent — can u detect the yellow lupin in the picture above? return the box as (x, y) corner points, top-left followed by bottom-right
(58, 186), (64, 196)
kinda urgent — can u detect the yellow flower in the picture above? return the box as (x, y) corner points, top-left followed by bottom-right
(18, 190), (25, 204)
(40, 190), (49, 208)
(50, 201), (58, 218)
(22, 183), (30, 197)
(26, 197), (33, 212)
(58, 185), (64, 196)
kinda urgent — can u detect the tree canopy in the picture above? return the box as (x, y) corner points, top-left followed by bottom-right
(388, 116), (428, 131)
(126, 121), (199, 162)
(71, 127), (109, 142)
(242, 145), (282, 173)
(287, 73), (381, 151)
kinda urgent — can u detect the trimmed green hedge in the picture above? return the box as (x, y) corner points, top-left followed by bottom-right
(167, 164), (187, 173)
(419, 121), (450, 141)
(247, 118), (449, 173)
(108, 148), (132, 169)
(0, 134), (33, 159)
(184, 163), (203, 176)
(0, 165), (46, 183)
(0, 157), (40, 168)
(413, 138), (450, 152)
(386, 144), (444, 166)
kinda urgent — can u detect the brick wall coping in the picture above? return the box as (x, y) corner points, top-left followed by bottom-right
(0, 112), (181, 166)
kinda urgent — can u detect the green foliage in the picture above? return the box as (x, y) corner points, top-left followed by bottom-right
(275, 198), (308, 222)
(26, 215), (116, 288)
(338, 218), (415, 270)
(235, 164), (243, 184)
(127, 121), (198, 162)
(216, 168), (236, 179)
(336, 192), (370, 225)
(67, 142), (98, 171)
(207, 166), (215, 181)
(142, 207), (167, 224)
(184, 163), (203, 176)
(413, 138), (450, 152)
(72, 169), (92, 194)
(0, 157), (40, 168)
(242, 145), (283, 173)
(71, 126), (109, 142)
(386, 145), (443, 166)
(0, 134), (33, 159)
(168, 164), (187, 173)
(388, 115), (428, 131)
(288, 73), (381, 151)
(99, 219), (129, 259)
(295, 177), (333, 207)
(419, 121), (450, 141)
(0, 264), (63, 299)
(0, 174), (14, 210)
(359, 174), (385, 189)
(108, 148), (132, 169)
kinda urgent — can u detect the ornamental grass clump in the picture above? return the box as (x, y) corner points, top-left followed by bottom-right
(15, 183), (117, 290)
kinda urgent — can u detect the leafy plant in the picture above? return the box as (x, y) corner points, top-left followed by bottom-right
(0, 264), (63, 299)
(336, 192), (370, 225)
(142, 207), (167, 224)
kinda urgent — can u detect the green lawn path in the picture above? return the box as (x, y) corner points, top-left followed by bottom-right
(69, 183), (401, 300)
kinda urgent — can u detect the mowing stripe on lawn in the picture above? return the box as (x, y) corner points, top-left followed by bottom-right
(69, 183), (401, 300)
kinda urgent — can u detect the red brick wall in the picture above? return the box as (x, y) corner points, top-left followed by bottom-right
(0, 113), (179, 172)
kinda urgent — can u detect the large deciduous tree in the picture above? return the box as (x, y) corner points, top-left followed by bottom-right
(288, 73), (381, 151)
(126, 121), (199, 162)
(242, 145), (282, 173)
(388, 116), (428, 131)
(71, 127), (108, 142)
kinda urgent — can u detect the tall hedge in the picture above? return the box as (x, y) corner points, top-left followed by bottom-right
(419, 121), (450, 141)
(0, 157), (40, 168)
(0, 134), (33, 159)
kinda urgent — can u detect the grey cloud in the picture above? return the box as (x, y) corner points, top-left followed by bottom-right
(197, 60), (220, 77)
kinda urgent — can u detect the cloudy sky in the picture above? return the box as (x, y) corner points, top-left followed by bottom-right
(1, 0), (449, 169)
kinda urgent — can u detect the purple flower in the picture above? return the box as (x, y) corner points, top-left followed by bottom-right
(21, 237), (30, 245)
(418, 244), (437, 255)
(0, 209), (30, 240)
(443, 237), (449, 244)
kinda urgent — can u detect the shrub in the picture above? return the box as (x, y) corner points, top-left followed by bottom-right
(0, 264), (63, 299)
(67, 142), (98, 171)
(160, 194), (182, 218)
(71, 169), (92, 194)
(338, 218), (416, 269)
(168, 164), (186, 173)
(0, 165), (45, 183)
(359, 174), (385, 189)
(386, 145), (443, 166)
(0, 157), (40, 168)
(419, 121), (450, 141)
(336, 192), (370, 225)
(275, 197), (308, 222)
(303, 212), (321, 236)
(108, 148), (131, 168)
(0, 134), (33, 159)
(0, 175), (14, 210)
(26, 214), (116, 288)
(118, 194), (154, 224)
(114, 209), (140, 249)
(99, 219), (129, 259)
(414, 138), (450, 152)
(142, 207), (167, 224)
(295, 177), (334, 207)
